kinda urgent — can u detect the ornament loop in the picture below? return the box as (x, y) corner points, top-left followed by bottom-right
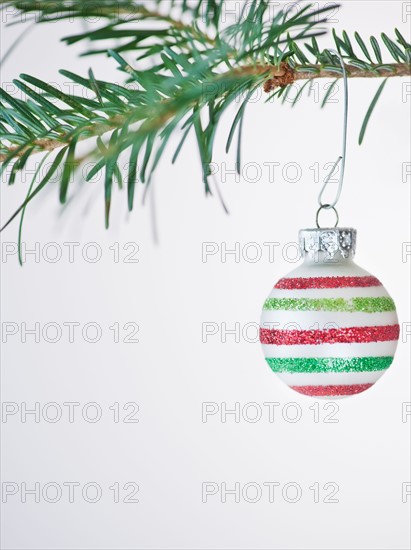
(317, 49), (348, 213)
(316, 204), (339, 228)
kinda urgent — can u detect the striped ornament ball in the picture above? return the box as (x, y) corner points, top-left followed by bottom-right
(260, 228), (399, 398)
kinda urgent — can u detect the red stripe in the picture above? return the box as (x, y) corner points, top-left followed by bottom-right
(259, 324), (399, 345)
(291, 383), (373, 396)
(275, 276), (381, 289)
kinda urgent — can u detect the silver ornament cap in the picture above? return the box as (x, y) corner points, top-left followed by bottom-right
(299, 227), (357, 260)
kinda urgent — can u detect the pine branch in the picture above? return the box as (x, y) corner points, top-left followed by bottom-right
(1, 58), (409, 163)
(1, 0), (410, 237)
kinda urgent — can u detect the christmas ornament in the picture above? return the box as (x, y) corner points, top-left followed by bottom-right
(259, 52), (399, 398)
(260, 227), (399, 397)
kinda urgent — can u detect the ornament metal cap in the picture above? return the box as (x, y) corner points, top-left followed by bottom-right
(299, 227), (357, 260)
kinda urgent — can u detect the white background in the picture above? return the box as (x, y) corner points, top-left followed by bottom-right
(1, 1), (410, 549)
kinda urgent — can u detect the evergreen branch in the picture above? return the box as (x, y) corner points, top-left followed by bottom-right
(1, 58), (409, 162)
(1, 0), (410, 237)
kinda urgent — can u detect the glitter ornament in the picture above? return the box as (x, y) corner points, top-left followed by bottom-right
(259, 228), (399, 398)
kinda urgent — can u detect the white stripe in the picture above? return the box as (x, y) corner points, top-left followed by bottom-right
(267, 287), (391, 299)
(260, 310), (398, 329)
(283, 264), (372, 277)
(276, 370), (386, 386)
(261, 340), (399, 358)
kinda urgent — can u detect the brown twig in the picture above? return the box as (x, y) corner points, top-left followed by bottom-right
(261, 61), (411, 92)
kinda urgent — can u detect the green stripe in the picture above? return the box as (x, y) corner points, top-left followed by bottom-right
(263, 297), (395, 313)
(265, 356), (393, 373)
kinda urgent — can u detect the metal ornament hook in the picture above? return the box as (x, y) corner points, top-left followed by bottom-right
(316, 204), (339, 228)
(317, 49), (348, 226)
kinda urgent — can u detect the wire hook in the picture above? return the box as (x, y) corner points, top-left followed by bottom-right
(317, 49), (348, 220)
